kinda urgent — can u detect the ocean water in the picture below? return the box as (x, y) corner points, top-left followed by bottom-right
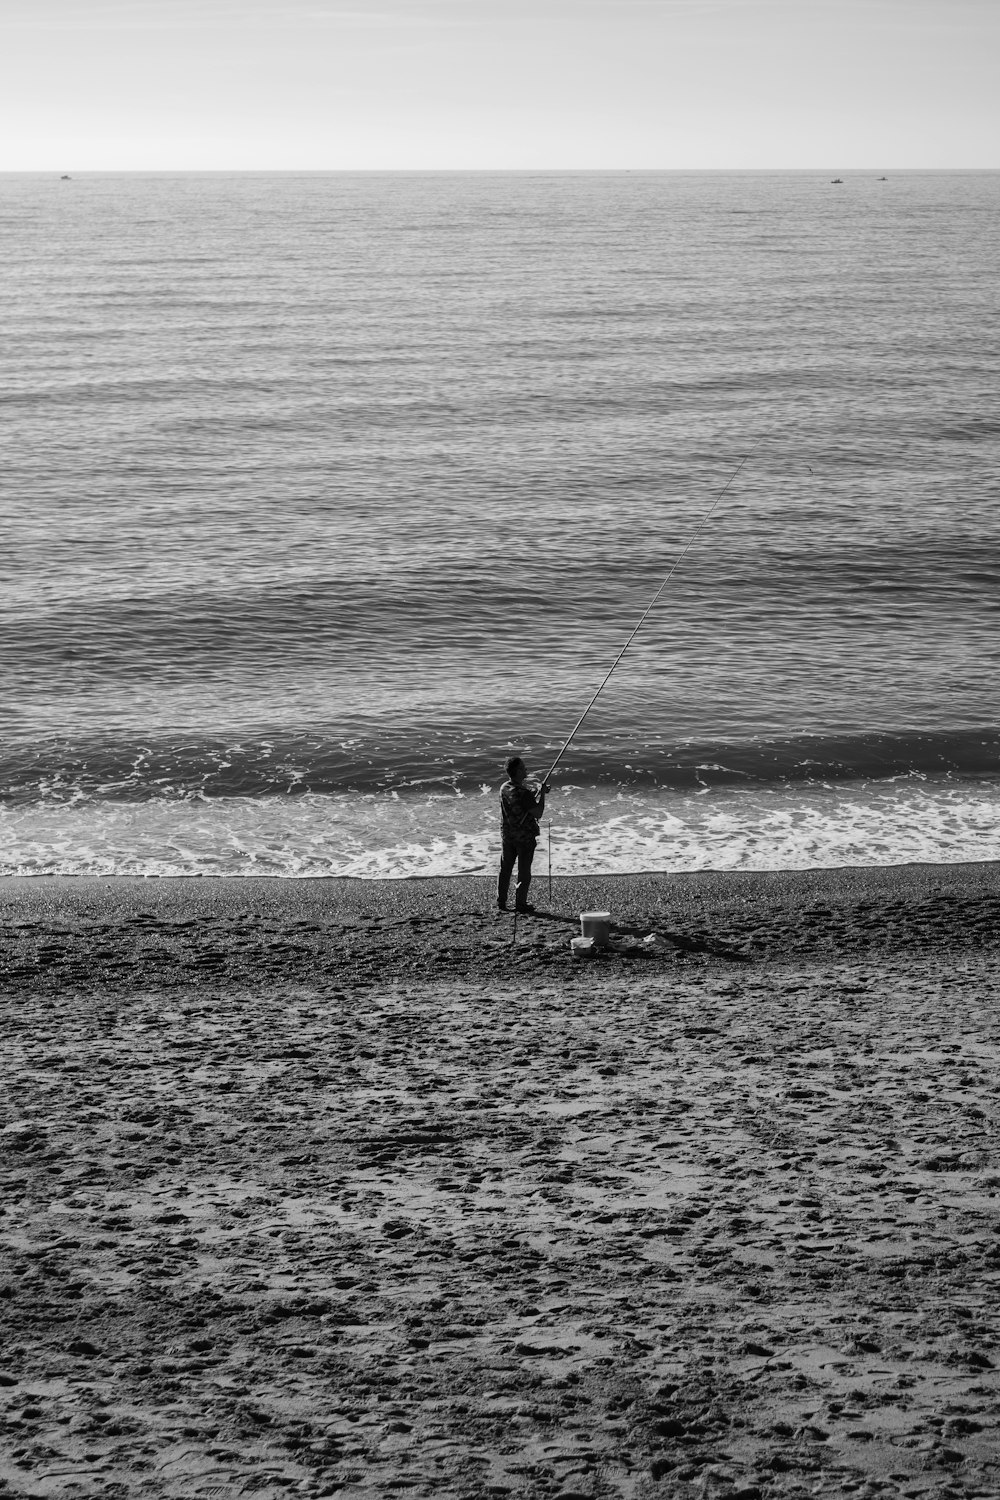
(3, 170), (999, 878)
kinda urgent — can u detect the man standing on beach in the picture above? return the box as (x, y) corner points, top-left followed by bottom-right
(497, 756), (549, 913)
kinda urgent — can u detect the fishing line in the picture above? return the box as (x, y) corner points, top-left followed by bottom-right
(542, 436), (766, 787)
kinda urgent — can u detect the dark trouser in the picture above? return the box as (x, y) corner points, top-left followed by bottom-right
(498, 835), (536, 909)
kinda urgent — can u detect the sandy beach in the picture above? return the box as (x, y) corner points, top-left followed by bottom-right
(2, 865), (1000, 1499)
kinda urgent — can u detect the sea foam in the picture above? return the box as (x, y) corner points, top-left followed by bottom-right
(4, 777), (999, 879)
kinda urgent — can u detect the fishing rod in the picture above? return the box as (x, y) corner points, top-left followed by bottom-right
(541, 438), (765, 788)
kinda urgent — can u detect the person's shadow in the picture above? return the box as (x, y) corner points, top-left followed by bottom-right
(528, 908), (753, 964)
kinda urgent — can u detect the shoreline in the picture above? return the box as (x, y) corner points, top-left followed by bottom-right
(5, 853), (1000, 880)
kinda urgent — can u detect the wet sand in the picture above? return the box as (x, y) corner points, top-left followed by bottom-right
(2, 866), (1000, 1498)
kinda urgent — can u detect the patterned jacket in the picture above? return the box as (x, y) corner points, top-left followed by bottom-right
(500, 780), (544, 843)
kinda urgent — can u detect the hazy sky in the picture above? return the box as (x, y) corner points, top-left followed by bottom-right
(4, 0), (997, 170)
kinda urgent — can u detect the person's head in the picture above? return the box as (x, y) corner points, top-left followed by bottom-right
(505, 755), (526, 784)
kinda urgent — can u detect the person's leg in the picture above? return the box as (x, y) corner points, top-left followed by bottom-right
(497, 837), (517, 908)
(515, 839), (536, 910)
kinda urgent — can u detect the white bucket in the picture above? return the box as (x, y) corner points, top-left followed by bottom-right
(571, 935), (595, 959)
(580, 911), (611, 948)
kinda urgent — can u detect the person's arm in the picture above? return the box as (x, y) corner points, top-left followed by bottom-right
(531, 782), (550, 817)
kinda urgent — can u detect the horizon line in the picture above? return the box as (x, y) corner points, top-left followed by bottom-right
(4, 164), (999, 175)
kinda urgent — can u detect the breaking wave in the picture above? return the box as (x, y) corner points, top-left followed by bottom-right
(2, 725), (1000, 807)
